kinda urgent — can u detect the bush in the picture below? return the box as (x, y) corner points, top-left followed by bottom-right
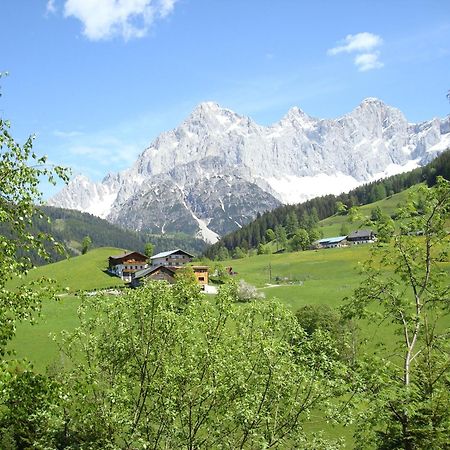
(236, 279), (265, 302)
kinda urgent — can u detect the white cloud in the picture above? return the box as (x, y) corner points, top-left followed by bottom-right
(354, 52), (384, 72)
(328, 32), (383, 55)
(63, 0), (178, 41)
(328, 32), (384, 71)
(46, 0), (57, 15)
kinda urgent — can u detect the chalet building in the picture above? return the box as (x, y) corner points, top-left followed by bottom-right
(131, 266), (178, 288)
(347, 229), (376, 244)
(314, 236), (348, 249)
(150, 249), (194, 267)
(108, 251), (149, 282)
(131, 265), (209, 290)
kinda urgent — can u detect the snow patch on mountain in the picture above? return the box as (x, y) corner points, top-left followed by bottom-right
(427, 132), (450, 153)
(191, 214), (220, 244)
(371, 159), (421, 180)
(265, 173), (361, 204)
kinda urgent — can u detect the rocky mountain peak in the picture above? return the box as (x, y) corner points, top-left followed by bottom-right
(48, 99), (450, 241)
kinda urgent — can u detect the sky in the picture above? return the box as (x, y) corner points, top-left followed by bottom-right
(1, 0), (450, 197)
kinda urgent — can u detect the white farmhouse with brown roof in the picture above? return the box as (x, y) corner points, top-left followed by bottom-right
(150, 249), (194, 267)
(108, 251), (149, 282)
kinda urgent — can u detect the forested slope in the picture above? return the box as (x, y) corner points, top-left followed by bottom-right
(27, 206), (207, 265)
(205, 149), (450, 259)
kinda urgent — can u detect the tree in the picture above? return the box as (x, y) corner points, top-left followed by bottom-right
(233, 246), (246, 259)
(0, 74), (69, 447)
(335, 201), (348, 215)
(274, 225), (287, 251)
(236, 279), (265, 302)
(348, 206), (361, 223)
(265, 228), (275, 242)
(291, 228), (310, 251)
(343, 177), (450, 449)
(309, 207), (319, 228)
(216, 246), (230, 261)
(57, 280), (348, 448)
(286, 211), (299, 235)
(144, 242), (154, 258)
(375, 213), (395, 244)
(370, 206), (383, 222)
(81, 235), (92, 254)
(296, 304), (359, 365)
(339, 223), (350, 236)
(0, 74), (68, 354)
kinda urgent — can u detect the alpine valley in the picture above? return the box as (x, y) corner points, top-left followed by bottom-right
(48, 98), (450, 243)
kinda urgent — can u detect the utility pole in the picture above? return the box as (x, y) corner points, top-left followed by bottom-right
(264, 262), (272, 283)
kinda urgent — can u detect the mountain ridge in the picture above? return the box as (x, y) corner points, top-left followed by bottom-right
(48, 98), (450, 242)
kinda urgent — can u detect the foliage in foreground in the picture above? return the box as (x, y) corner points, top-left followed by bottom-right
(53, 281), (348, 449)
(344, 177), (450, 450)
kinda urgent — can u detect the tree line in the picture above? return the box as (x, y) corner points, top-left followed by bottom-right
(205, 149), (450, 259)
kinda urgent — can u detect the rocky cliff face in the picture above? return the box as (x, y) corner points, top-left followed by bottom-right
(48, 99), (450, 242)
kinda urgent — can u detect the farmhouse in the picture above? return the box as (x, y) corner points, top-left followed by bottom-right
(131, 265), (177, 287)
(131, 265), (209, 290)
(150, 249), (194, 267)
(108, 251), (149, 282)
(314, 236), (348, 249)
(347, 229), (376, 244)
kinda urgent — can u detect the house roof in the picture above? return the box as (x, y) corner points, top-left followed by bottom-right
(150, 249), (195, 260)
(347, 229), (375, 239)
(316, 236), (347, 245)
(134, 265), (178, 280)
(109, 251), (147, 261)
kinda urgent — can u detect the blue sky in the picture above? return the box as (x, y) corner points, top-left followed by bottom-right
(1, 0), (450, 197)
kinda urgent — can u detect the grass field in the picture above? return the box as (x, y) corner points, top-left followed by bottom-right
(224, 245), (371, 310)
(11, 247), (128, 293)
(10, 247), (129, 371)
(318, 187), (417, 237)
(10, 244), (376, 372)
(9, 236), (448, 447)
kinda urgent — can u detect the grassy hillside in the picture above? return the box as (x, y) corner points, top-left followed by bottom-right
(317, 185), (418, 237)
(12, 247), (127, 292)
(223, 245), (372, 309)
(10, 247), (127, 370)
(10, 244), (373, 372)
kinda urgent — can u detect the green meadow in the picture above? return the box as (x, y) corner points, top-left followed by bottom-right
(9, 236), (449, 447)
(11, 243), (375, 372)
(10, 247), (127, 371)
(224, 245), (371, 309)
(318, 187), (416, 237)
(11, 247), (128, 293)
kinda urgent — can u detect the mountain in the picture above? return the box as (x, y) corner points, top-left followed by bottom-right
(48, 99), (450, 242)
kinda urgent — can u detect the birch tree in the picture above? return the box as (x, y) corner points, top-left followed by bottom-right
(343, 177), (450, 449)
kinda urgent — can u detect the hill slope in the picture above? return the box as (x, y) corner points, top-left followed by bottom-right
(13, 247), (127, 292)
(30, 206), (206, 265)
